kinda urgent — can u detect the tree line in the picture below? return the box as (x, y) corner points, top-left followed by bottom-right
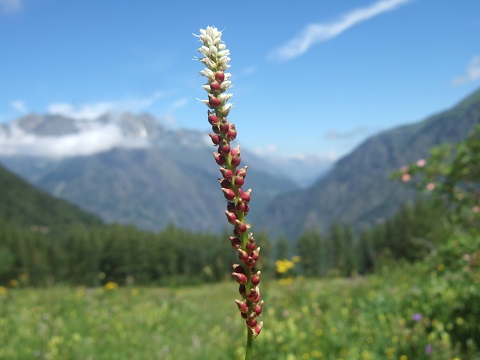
(295, 197), (449, 278)
(0, 196), (447, 286)
(0, 221), (273, 287)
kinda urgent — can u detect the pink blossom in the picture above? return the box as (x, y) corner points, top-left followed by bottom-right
(426, 182), (435, 191)
(401, 173), (411, 182)
(416, 159), (426, 167)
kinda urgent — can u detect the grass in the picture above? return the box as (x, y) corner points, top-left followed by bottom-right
(1, 233), (479, 360)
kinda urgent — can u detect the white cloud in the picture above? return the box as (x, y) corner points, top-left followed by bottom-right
(0, 119), (149, 158)
(0, 91), (177, 157)
(269, 0), (411, 61)
(451, 55), (480, 86)
(0, 0), (22, 13)
(47, 91), (165, 120)
(11, 100), (28, 114)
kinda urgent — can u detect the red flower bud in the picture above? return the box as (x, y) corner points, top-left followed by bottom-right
(210, 81), (221, 92)
(234, 176), (245, 187)
(231, 154), (241, 167)
(209, 133), (221, 145)
(208, 112), (219, 125)
(227, 124), (237, 141)
(254, 301), (264, 316)
(213, 152), (226, 165)
(219, 167), (233, 180)
(239, 284), (246, 297)
(225, 210), (237, 224)
(251, 271), (261, 286)
(247, 287), (259, 302)
(234, 220), (247, 234)
(219, 178), (231, 189)
(235, 299), (249, 313)
(251, 247), (260, 261)
(219, 140), (230, 154)
(238, 249), (249, 262)
(230, 146), (240, 157)
(220, 122), (230, 134)
(236, 166), (247, 178)
(229, 145), (241, 166)
(239, 189), (250, 203)
(222, 188), (236, 201)
(215, 71), (225, 83)
(232, 272), (247, 284)
(245, 242), (255, 251)
(232, 263), (245, 273)
(227, 201), (235, 212)
(246, 237), (256, 251)
(235, 200), (246, 213)
(245, 257), (256, 268)
(252, 322), (264, 338)
(208, 94), (220, 107)
(229, 236), (241, 249)
(246, 316), (257, 328)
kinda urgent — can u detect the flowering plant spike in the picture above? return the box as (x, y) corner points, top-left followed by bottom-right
(195, 26), (263, 359)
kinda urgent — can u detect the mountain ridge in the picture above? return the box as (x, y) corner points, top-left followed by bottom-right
(257, 86), (480, 239)
(0, 112), (313, 232)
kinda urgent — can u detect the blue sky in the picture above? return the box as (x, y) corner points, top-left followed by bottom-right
(1, 0), (479, 160)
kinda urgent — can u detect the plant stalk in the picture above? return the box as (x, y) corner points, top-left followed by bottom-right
(245, 327), (254, 360)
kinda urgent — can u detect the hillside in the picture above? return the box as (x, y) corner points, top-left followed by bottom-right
(29, 146), (297, 232)
(0, 113), (301, 232)
(0, 163), (101, 230)
(258, 87), (480, 239)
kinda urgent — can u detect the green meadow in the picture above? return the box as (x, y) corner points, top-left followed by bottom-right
(1, 230), (478, 360)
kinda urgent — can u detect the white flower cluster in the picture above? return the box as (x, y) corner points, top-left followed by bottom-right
(196, 26), (231, 71)
(195, 26), (233, 116)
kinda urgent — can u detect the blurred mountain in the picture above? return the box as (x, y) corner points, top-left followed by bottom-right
(258, 86), (480, 239)
(0, 112), (328, 232)
(0, 163), (101, 231)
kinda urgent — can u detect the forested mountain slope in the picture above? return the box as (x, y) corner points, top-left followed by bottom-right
(258, 87), (480, 239)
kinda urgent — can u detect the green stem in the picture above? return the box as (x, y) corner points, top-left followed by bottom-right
(245, 327), (254, 360)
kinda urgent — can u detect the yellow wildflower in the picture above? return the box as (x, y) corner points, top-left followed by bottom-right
(104, 281), (118, 290)
(275, 259), (295, 274)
